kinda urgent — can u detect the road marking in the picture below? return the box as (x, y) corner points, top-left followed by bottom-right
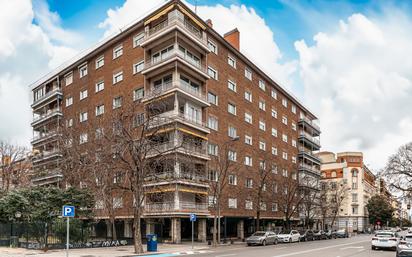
(271, 239), (370, 257)
(215, 254), (236, 257)
(340, 246), (364, 250)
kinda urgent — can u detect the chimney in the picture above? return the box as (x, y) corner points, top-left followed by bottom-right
(224, 28), (240, 51)
(206, 19), (213, 28)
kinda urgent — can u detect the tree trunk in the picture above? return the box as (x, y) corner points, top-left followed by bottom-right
(217, 202), (221, 244)
(256, 210), (260, 232)
(133, 208), (143, 253)
(111, 217), (117, 240)
(213, 214), (217, 247)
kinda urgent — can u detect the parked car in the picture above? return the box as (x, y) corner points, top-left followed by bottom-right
(336, 229), (349, 238)
(299, 230), (315, 241)
(397, 234), (412, 257)
(371, 231), (399, 251)
(277, 230), (301, 243)
(246, 231), (278, 246)
(325, 230), (337, 239)
(313, 230), (327, 240)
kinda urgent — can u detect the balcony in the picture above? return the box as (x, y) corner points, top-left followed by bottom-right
(144, 201), (209, 215)
(145, 171), (208, 187)
(299, 130), (321, 150)
(32, 88), (62, 108)
(143, 80), (209, 106)
(31, 169), (63, 186)
(142, 48), (209, 79)
(148, 111), (210, 133)
(32, 149), (62, 164)
(147, 141), (209, 160)
(142, 10), (209, 51)
(298, 116), (321, 135)
(31, 130), (59, 145)
(298, 163), (321, 176)
(31, 108), (62, 127)
(298, 147), (321, 165)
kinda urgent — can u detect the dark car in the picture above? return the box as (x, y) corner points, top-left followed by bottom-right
(299, 229), (315, 242)
(336, 229), (349, 238)
(325, 230), (337, 239)
(313, 230), (327, 240)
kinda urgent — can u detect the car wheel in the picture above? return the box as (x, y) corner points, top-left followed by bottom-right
(371, 246), (375, 250)
(274, 239), (278, 245)
(262, 240), (266, 246)
(247, 243), (251, 246)
(289, 238), (292, 243)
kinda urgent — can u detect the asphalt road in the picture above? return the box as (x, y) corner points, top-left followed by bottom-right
(193, 235), (396, 257)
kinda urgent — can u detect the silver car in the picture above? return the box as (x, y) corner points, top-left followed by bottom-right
(397, 233), (412, 257)
(246, 231), (278, 246)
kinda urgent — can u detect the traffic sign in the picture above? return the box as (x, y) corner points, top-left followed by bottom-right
(190, 213), (197, 222)
(62, 205), (75, 217)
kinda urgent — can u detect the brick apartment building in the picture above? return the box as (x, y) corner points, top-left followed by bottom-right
(318, 152), (376, 232)
(30, 0), (321, 243)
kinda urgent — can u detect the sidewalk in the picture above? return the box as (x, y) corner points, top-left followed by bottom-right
(0, 242), (214, 257)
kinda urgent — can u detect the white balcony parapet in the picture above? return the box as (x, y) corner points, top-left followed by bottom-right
(32, 87), (62, 107)
(147, 140), (208, 159)
(299, 116), (320, 132)
(144, 201), (208, 213)
(148, 111), (209, 133)
(144, 80), (208, 103)
(33, 149), (62, 163)
(31, 108), (62, 126)
(299, 163), (321, 175)
(31, 130), (59, 145)
(299, 130), (321, 146)
(145, 172), (208, 183)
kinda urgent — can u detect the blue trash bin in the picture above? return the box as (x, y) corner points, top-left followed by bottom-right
(146, 234), (158, 252)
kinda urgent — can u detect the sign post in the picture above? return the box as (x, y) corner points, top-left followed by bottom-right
(62, 206), (75, 257)
(190, 213), (196, 250)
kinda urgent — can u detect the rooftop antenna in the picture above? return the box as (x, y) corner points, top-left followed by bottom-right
(195, 0), (198, 13)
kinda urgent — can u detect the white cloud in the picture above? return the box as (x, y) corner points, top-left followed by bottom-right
(295, 12), (412, 170)
(98, 0), (296, 89)
(0, 0), (78, 146)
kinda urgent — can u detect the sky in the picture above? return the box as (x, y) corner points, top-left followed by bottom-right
(1, 0), (412, 171)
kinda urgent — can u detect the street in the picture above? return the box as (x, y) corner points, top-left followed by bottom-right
(187, 235), (396, 257)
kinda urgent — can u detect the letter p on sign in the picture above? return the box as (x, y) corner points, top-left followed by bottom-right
(62, 205), (75, 217)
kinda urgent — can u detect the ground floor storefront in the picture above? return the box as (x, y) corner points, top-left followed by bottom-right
(320, 216), (370, 233)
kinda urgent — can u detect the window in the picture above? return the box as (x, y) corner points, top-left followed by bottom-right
(292, 139), (297, 147)
(208, 116), (218, 130)
(79, 112), (88, 122)
(208, 196), (217, 206)
(113, 197), (123, 209)
(228, 125), (237, 138)
(65, 72), (73, 86)
(282, 116), (288, 125)
(228, 80), (236, 92)
(260, 202), (267, 211)
(282, 134), (288, 143)
(259, 120), (266, 131)
(331, 171), (337, 178)
(259, 141), (266, 151)
(113, 96), (122, 109)
(66, 118), (73, 128)
(228, 55), (236, 68)
(272, 203), (278, 212)
(282, 98), (288, 108)
(259, 100), (266, 111)
(292, 172), (297, 180)
(65, 97), (73, 107)
(282, 152), (288, 160)
(208, 143), (218, 156)
(271, 164), (278, 174)
(352, 193), (358, 202)
(208, 66), (218, 79)
(79, 64), (88, 78)
(229, 175), (237, 185)
(245, 135), (252, 145)
(228, 150), (237, 161)
(259, 160), (266, 170)
(95, 105), (104, 116)
(272, 183), (278, 193)
(282, 169), (288, 177)
(228, 198), (237, 209)
(208, 92), (218, 105)
(245, 68), (252, 80)
(271, 89), (277, 99)
(271, 147), (278, 156)
(113, 44), (123, 59)
(292, 122), (297, 131)
(259, 80), (265, 91)
(228, 103), (236, 115)
(352, 207), (358, 214)
(113, 172), (123, 184)
(95, 55), (104, 69)
(133, 32), (144, 47)
(95, 81), (104, 92)
(245, 200), (253, 210)
(244, 91), (252, 102)
(271, 128), (278, 137)
(246, 178), (253, 188)
(208, 40), (218, 54)
(271, 108), (278, 118)
(95, 127), (104, 139)
(80, 89), (88, 100)
(134, 113), (145, 127)
(292, 105), (297, 114)
(113, 71), (123, 84)
(79, 133), (88, 144)
(133, 61), (144, 74)
(244, 156), (253, 166)
(133, 88), (144, 101)
(244, 112), (253, 124)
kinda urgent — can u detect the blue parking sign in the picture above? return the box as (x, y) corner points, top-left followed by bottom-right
(62, 205), (75, 217)
(190, 213), (196, 222)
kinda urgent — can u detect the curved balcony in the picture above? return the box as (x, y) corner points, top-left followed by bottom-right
(144, 201), (209, 215)
(147, 141), (209, 160)
(31, 130), (60, 145)
(148, 111), (210, 134)
(31, 108), (62, 127)
(32, 149), (62, 164)
(32, 88), (62, 108)
(299, 130), (321, 150)
(298, 147), (321, 165)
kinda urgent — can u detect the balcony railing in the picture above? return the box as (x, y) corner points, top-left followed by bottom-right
(32, 88), (62, 106)
(299, 130), (321, 146)
(299, 116), (320, 132)
(147, 141), (207, 158)
(148, 111), (208, 131)
(144, 80), (207, 102)
(144, 201), (208, 213)
(145, 172), (208, 183)
(299, 163), (320, 175)
(143, 48), (208, 75)
(298, 147), (321, 162)
(144, 10), (207, 46)
(31, 130), (59, 144)
(33, 149), (62, 162)
(32, 108), (62, 124)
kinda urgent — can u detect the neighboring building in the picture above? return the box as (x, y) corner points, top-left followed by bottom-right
(0, 154), (33, 190)
(30, 0), (320, 242)
(318, 151), (376, 232)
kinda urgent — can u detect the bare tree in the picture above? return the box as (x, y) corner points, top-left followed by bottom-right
(327, 180), (348, 229)
(208, 137), (241, 246)
(299, 178), (320, 229)
(0, 141), (29, 192)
